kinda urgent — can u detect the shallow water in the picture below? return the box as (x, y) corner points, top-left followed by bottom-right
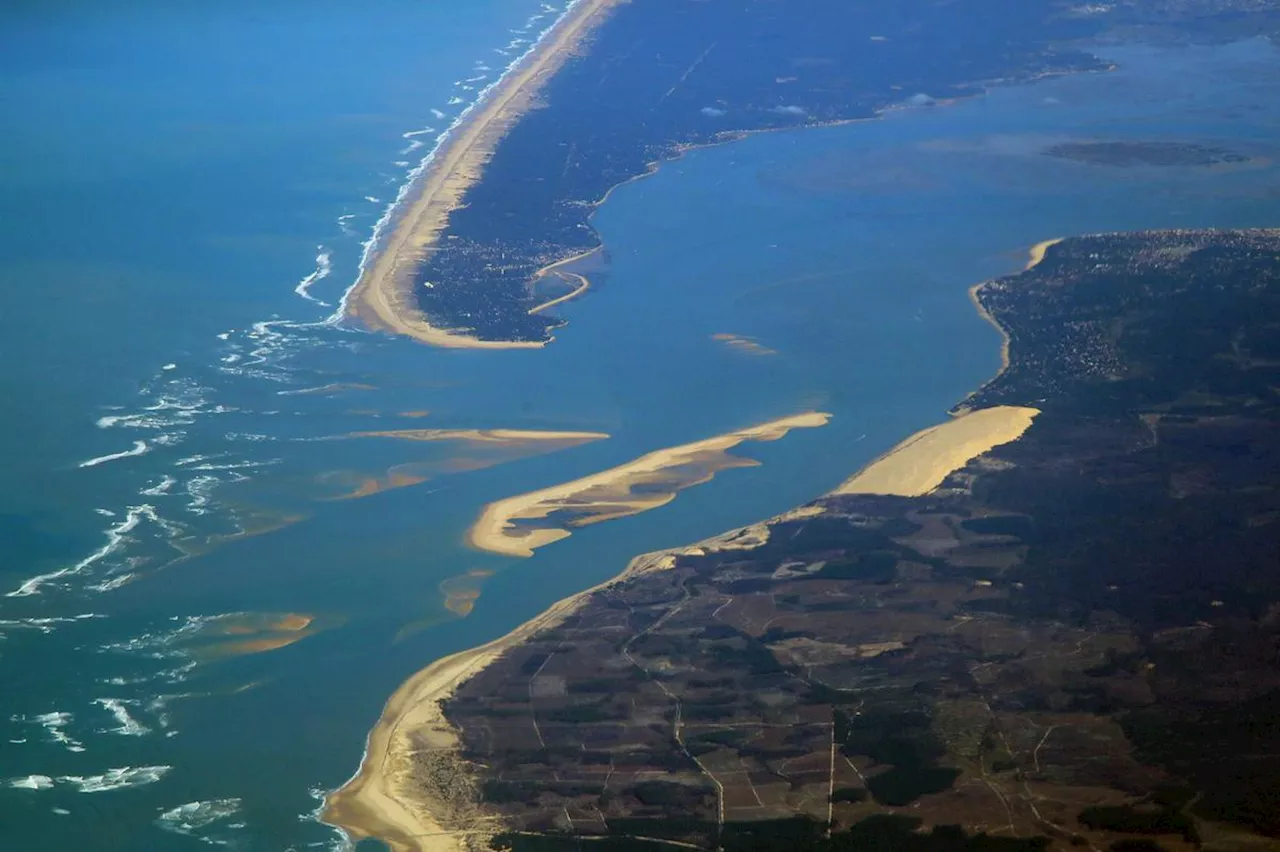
(1, 18), (1278, 850)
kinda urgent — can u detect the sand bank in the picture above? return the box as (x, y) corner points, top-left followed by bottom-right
(348, 428), (609, 445)
(712, 332), (778, 356)
(466, 412), (831, 557)
(343, 0), (624, 349)
(833, 405), (1039, 498)
(330, 429), (609, 500)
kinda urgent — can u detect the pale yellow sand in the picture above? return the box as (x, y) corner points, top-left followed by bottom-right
(965, 237), (1064, 385)
(323, 540), (682, 851)
(1025, 237), (1064, 270)
(833, 405), (1039, 498)
(712, 332), (778, 356)
(343, 0), (625, 349)
(324, 508), (807, 850)
(347, 428), (609, 445)
(467, 412), (831, 557)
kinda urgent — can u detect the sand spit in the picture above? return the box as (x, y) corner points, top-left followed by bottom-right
(466, 412), (831, 557)
(712, 332), (778, 356)
(343, 0), (625, 349)
(833, 405), (1039, 498)
(347, 428), (609, 446)
(330, 430), (609, 500)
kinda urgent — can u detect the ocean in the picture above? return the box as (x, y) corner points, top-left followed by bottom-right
(1, 4), (1278, 847)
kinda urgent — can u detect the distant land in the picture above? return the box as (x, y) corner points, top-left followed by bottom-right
(327, 228), (1280, 850)
(345, 0), (1112, 347)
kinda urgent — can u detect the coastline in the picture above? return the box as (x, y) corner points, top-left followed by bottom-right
(322, 532), (726, 850)
(325, 234), (1057, 847)
(960, 237), (1063, 406)
(339, 0), (625, 349)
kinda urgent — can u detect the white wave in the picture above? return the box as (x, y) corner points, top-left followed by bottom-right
(399, 139), (424, 155)
(336, 213), (358, 237)
(79, 440), (149, 468)
(95, 508), (115, 517)
(9, 775), (55, 790)
(394, 160), (411, 168)
(162, 363), (177, 371)
(465, 74), (487, 83)
(152, 432), (184, 447)
(447, 96), (464, 105)
(88, 573), (135, 593)
(0, 614), (101, 639)
(183, 475), (222, 516)
(224, 431), (272, 442)
(60, 765), (170, 792)
(157, 798), (243, 839)
(32, 712), (85, 752)
(294, 246), (333, 306)
(93, 698), (149, 736)
(363, 195), (380, 203)
(141, 474), (177, 496)
(7, 506), (157, 597)
(327, 1), (590, 326)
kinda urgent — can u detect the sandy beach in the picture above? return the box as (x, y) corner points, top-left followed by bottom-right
(322, 534), (695, 851)
(342, 0), (624, 348)
(466, 412), (831, 557)
(964, 237), (1063, 387)
(833, 405), (1039, 497)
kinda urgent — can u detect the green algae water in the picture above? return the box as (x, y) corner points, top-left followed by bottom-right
(1, 18), (1278, 851)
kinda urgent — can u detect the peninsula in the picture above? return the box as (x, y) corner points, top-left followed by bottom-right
(342, 0), (1106, 348)
(341, 0), (624, 349)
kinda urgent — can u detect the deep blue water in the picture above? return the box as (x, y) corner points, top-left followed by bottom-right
(1, 6), (1278, 849)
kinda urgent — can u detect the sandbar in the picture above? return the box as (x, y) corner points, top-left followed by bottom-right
(347, 428), (609, 445)
(342, 0), (624, 349)
(467, 412), (831, 557)
(833, 405), (1039, 498)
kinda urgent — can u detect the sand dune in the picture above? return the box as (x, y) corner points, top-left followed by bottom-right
(833, 405), (1039, 498)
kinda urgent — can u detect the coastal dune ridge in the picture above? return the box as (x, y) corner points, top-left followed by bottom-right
(333, 0), (625, 349)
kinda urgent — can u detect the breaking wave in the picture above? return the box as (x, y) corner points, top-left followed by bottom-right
(294, 246), (333, 306)
(79, 440), (150, 469)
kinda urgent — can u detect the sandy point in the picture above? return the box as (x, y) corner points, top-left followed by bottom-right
(341, 0), (625, 350)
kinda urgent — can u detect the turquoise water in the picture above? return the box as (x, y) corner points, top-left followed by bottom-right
(1, 14), (1278, 850)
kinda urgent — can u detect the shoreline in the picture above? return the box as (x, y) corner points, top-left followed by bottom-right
(959, 237), (1063, 408)
(322, 535), (712, 850)
(339, 0), (625, 350)
(324, 241), (1059, 848)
